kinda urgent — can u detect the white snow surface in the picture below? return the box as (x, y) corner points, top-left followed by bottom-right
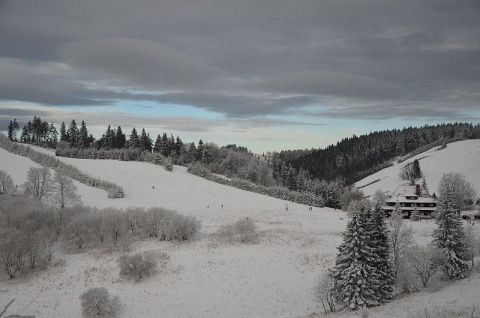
(0, 142), (479, 318)
(355, 139), (480, 198)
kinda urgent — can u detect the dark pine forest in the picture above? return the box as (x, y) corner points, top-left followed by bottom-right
(275, 123), (480, 186)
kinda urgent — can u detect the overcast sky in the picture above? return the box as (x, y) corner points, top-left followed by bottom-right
(1, 0), (479, 153)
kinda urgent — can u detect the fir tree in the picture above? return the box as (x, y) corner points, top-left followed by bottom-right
(140, 128), (152, 152)
(128, 127), (140, 148)
(432, 189), (470, 279)
(20, 125), (30, 143)
(67, 119), (78, 147)
(153, 134), (162, 153)
(175, 136), (183, 156)
(7, 119), (19, 141)
(369, 206), (394, 302)
(78, 120), (89, 148)
(421, 177), (430, 197)
(197, 139), (205, 161)
(60, 122), (68, 142)
(161, 133), (169, 156)
(332, 200), (381, 310)
(47, 122), (58, 148)
(115, 126), (126, 149)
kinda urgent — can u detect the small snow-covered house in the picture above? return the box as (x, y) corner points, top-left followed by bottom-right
(382, 184), (437, 219)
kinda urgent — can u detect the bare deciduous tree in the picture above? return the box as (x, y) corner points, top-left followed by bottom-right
(405, 244), (443, 288)
(389, 210), (414, 277)
(51, 169), (81, 208)
(0, 230), (25, 279)
(0, 170), (15, 195)
(438, 172), (477, 211)
(24, 167), (51, 202)
(312, 270), (336, 315)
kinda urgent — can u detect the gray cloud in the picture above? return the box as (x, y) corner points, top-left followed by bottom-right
(58, 38), (224, 90)
(245, 71), (406, 99)
(0, 0), (479, 121)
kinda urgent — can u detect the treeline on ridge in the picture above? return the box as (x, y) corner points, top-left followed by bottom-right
(275, 123), (480, 185)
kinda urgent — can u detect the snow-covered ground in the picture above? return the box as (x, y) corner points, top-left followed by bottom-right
(0, 142), (479, 318)
(355, 139), (480, 198)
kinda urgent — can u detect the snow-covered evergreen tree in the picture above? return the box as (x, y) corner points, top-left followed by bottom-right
(369, 206), (395, 303)
(128, 127), (140, 149)
(332, 200), (380, 310)
(432, 189), (470, 279)
(421, 177), (430, 197)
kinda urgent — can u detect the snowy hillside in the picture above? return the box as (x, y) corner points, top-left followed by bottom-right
(355, 139), (480, 199)
(0, 144), (479, 318)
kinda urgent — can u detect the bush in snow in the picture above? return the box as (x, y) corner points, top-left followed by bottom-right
(168, 214), (201, 241)
(216, 217), (258, 244)
(80, 287), (121, 317)
(118, 251), (166, 282)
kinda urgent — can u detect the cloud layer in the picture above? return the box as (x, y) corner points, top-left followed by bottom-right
(1, 0), (479, 127)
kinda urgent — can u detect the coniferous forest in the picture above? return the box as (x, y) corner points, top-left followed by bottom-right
(275, 123), (480, 185)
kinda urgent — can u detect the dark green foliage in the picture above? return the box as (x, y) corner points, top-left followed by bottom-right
(60, 122), (68, 142)
(7, 119), (19, 141)
(67, 119), (78, 147)
(277, 123), (480, 185)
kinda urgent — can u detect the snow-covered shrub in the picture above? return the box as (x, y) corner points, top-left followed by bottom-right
(234, 217), (258, 243)
(118, 251), (162, 282)
(107, 188), (124, 199)
(80, 287), (120, 317)
(164, 158), (173, 172)
(168, 214), (201, 241)
(216, 217), (258, 244)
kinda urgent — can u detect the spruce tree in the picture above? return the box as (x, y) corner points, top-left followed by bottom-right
(129, 127), (140, 148)
(115, 126), (126, 149)
(432, 189), (470, 279)
(7, 119), (19, 141)
(140, 128), (152, 152)
(369, 206), (394, 302)
(78, 120), (89, 148)
(161, 133), (169, 156)
(67, 119), (78, 147)
(332, 200), (380, 310)
(60, 122), (68, 142)
(153, 134), (162, 153)
(421, 177), (429, 197)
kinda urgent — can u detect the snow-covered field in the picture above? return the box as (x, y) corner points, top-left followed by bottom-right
(1, 142), (479, 318)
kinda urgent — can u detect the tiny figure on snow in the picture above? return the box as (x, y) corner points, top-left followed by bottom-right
(152, 186), (155, 189)
(285, 203), (288, 212)
(221, 204), (223, 209)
